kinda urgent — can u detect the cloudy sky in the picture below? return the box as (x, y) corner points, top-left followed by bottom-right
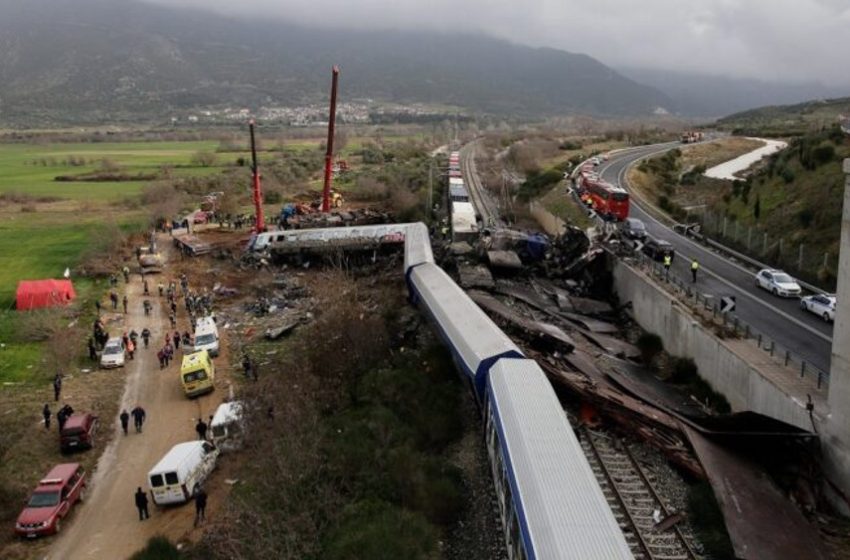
(146, 0), (850, 86)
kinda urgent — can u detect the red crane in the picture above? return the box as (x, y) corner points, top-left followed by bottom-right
(249, 119), (266, 232)
(321, 66), (340, 213)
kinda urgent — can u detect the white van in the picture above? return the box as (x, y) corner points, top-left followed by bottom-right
(192, 316), (220, 357)
(147, 441), (219, 505)
(211, 401), (245, 452)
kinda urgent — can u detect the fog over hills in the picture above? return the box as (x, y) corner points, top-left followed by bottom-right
(0, 0), (674, 125)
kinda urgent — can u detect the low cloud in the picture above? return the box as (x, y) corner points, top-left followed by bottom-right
(144, 0), (850, 87)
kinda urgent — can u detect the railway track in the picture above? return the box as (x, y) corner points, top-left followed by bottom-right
(460, 142), (502, 227)
(579, 427), (699, 560)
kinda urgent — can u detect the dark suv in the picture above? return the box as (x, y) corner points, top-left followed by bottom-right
(60, 413), (99, 453)
(641, 238), (675, 262)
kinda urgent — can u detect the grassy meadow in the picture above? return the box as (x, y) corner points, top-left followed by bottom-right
(0, 139), (232, 383)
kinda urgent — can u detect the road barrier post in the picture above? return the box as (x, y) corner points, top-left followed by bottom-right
(801, 362), (806, 378)
(763, 232), (768, 254)
(785, 350), (791, 366)
(769, 340), (775, 356)
(757, 333), (762, 348)
(818, 371), (823, 389)
(799, 244), (804, 271)
(747, 227), (752, 250)
(824, 252), (830, 270)
(735, 220), (739, 240)
(744, 325), (750, 339)
(723, 216), (728, 238)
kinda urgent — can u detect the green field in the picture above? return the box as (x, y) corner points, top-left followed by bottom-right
(0, 139), (229, 383)
(0, 141), (225, 200)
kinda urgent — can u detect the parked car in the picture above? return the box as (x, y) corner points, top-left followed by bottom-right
(641, 237), (675, 262)
(800, 294), (836, 322)
(60, 413), (99, 453)
(755, 269), (801, 297)
(15, 463), (86, 538)
(622, 217), (647, 240)
(100, 337), (125, 369)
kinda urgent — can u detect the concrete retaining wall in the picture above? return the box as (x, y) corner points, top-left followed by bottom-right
(612, 259), (814, 430)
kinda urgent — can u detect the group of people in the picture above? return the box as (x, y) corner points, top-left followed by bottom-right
(119, 406), (147, 435)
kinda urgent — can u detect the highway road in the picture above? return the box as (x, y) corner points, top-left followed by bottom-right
(597, 144), (833, 376)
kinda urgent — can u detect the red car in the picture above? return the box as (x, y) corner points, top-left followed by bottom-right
(15, 464), (86, 538)
(60, 413), (99, 453)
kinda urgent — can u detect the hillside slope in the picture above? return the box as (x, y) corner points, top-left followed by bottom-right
(0, 0), (672, 125)
(716, 97), (850, 136)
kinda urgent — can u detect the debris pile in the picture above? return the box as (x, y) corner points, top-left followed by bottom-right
(287, 208), (392, 230)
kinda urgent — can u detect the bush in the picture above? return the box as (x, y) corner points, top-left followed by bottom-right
(636, 333), (663, 366)
(130, 536), (184, 560)
(811, 142), (835, 166)
(670, 357), (698, 383)
(322, 499), (438, 560)
(780, 167), (795, 184)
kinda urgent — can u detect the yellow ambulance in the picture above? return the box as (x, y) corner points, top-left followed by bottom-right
(180, 350), (215, 398)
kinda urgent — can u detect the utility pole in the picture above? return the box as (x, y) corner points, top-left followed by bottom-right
(427, 158), (434, 217)
(321, 66), (340, 213)
(248, 119), (265, 233)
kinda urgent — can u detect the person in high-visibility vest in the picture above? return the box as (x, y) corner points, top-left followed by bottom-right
(691, 260), (699, 283)
(663, 254), (672, 280)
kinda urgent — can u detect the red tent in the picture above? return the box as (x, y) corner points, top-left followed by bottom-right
(15, 279), (76, 311)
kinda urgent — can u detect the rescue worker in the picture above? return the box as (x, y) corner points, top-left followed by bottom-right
(157, 349), (166, 369)
(691, 259), (699, 283)
(158, 282), (164, 297)
(53, 373), (62, 402)
(135, 487), (150, 521)
(110, 291), (119, 310)
(173, 330), (181, 350)
(143, 279), (149, 295)
(663, 253), (672, 280)
(141, 327), (151, 349)
(195, 418), (208, 441)
(119, 409), (130, 435)
(43, 404), (51, 430)
(122, 266), (130, 283)
(95, 299), (102, 315)
(194, 486), (207, 526)
(127, 338), (135, 360)
(131, 406), (146, 433)
(122, 295), (128, 314)
(88, 336), (97, 361)
(143, 299), (152, 316)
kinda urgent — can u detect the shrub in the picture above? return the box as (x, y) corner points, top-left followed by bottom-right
(670, 357), (698, 383)
(322, 499), (438, 560)
(636, 333), (663, 366)
(130, 536), (184, 560)
(811, 142), (835, 166)
(780, 167), (795, 184)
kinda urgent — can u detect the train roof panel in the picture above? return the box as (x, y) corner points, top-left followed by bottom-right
(488, 359), (633, 560)
(409, 264), (521, 388)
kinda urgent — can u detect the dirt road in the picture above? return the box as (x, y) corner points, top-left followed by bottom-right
(48, 236), (227, 560)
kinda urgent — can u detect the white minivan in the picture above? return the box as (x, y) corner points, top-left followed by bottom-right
(147, 441), (219, 505)
(192, 316), (220, 357)
(211, 401), (245, 452)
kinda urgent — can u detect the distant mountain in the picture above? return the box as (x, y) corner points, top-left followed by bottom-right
(716, 97), (850, 135)
(619, 67), (849, 118)
(0, 0), (672, 126)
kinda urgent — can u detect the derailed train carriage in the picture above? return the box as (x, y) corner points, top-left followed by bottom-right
(404, 223), (633, 559)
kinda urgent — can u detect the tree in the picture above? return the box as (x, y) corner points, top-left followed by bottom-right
(191, 151), (217, 167)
